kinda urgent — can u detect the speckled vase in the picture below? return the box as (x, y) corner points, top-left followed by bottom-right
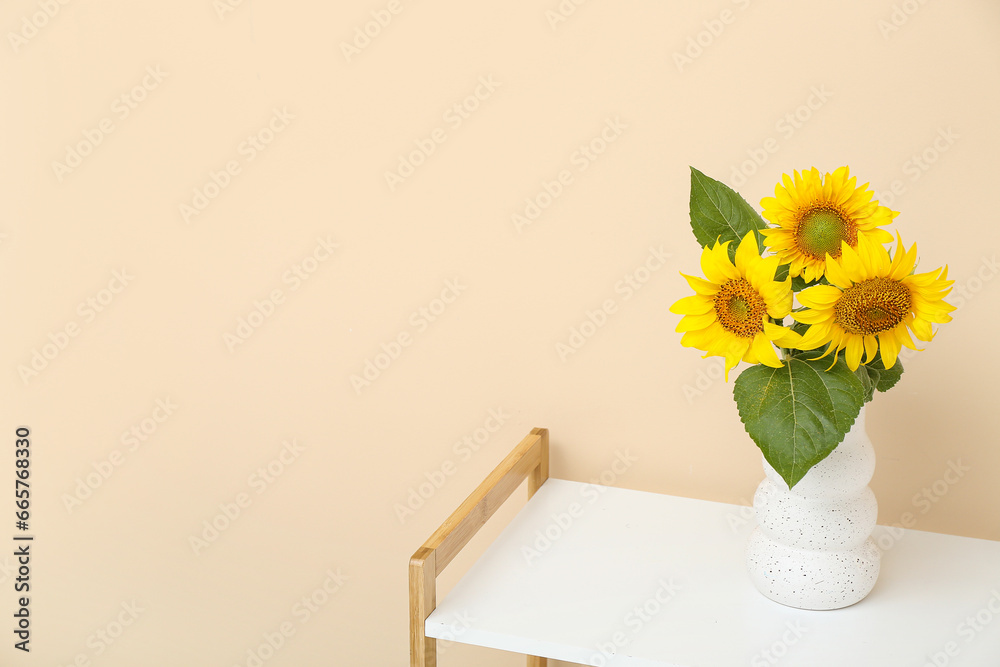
(746, 407), (881, 610)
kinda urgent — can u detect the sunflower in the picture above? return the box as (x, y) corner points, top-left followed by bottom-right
(671, 232), (801, 381)
(760, 167), (897, 283)
(792, 234), (954, 371)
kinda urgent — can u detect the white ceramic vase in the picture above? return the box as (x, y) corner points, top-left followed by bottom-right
(746, 406), (881, 610)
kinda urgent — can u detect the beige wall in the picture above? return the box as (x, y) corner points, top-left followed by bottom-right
(3, 0), (999, 665)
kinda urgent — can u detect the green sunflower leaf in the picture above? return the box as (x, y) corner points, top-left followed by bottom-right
(790, 319), (812, 337)
(733, 355), (865, 489)
(869, 352), (904, 392)
(689, 167), (767, 259)
(854, 364), (879, 403)
(774, 263), (790, 282)
(791, 275), (829, 291)
(791, 275), (811, 291)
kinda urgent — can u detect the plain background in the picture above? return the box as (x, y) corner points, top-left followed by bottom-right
(3, 0), (999, 665)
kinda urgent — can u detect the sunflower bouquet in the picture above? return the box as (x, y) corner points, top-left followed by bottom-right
(671, 167), (954, 488)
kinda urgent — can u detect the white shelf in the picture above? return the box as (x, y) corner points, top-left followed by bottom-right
(426, 478), (1000, 666)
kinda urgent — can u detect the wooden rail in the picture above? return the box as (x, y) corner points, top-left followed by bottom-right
(409, 427), (550, 667)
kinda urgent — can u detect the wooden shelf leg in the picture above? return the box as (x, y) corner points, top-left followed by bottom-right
(527, 427), (549, 499)
(528, 429), (549, 667)
(410, 549), (437, 667)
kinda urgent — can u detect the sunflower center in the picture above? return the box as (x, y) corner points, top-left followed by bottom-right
(796, 207), (857, 260)
(834, 278), (911, 335)
(714, 278), (767, 338)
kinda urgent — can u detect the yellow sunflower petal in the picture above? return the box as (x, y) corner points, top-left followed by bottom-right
(863, 334), (879, 364)
(857, 234), (890, 277)
(878, 330), (902, 369)
(670, 294), (714, 316)
(820, 344), (843, 371)
(909, 316), (934, 341)
(844, 185), (874, 211)
(839, 241), (867, 283)
(796, 322), (834, 350)
(723, 338), (751, 382)
(866, 228), (894, 244)
(912, 297), (956, 322)
(750, 333), (783, 368)
(681, 272), (720, 296)
(791, 308), (830, 325)
(797, 285), (843, 309)
(823, 253), (854, 289)
(680, 321), (725, 348)
(762, 282), (793, 319)
(894, 319), (923, 351)
(700, 242), (739, 284)
(888, 233), (919, 280)
(828, 166), (850, 197)
(845, 336), (864, 371)
(905, 268), (954, 292)
(734, 232), (761, 276)
(799, 262), (824, 283)
(676, 311), (718, 332)
(764, 321), (802, 348)
(747, 255), (780, 292)
(699, 245), (727, 284)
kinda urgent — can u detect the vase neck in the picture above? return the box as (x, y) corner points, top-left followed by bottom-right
(854, 405), (866, 433)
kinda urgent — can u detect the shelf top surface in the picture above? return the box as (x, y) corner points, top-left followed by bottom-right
(426, 478), (1000, 666)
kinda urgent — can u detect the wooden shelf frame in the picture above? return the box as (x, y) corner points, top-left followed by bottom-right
(409, 427), (550, 667)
